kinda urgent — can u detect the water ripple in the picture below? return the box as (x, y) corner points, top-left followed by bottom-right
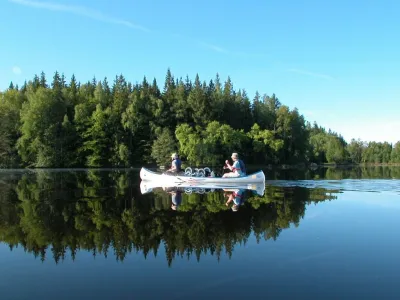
(266, 179), (400, 195)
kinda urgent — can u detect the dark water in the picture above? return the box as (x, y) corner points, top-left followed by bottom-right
(0, 166), (399, 299)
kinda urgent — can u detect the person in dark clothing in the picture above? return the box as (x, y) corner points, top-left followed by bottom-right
(163, 187), (183, 211)
(165, 153), (182, 175)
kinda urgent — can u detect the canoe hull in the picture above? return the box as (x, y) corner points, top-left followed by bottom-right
(140, 167), (265, 184)
(140, 180), (265, 196)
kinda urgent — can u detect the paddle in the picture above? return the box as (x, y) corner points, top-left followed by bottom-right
(222, 159), (231, 175)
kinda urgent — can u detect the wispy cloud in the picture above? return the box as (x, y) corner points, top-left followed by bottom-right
(198, 41), (229, 54)
(196, 41), (264, 58)
(288, 68), (333, 80)
(194, 39), (271, 60)
(9, 0), (150, 32)
(10, 0), (260, 59)
(12, 66), (22, 75)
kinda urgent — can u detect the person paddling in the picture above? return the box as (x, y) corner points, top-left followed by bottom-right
(222, 152), (246, 177)
(165, 153), (182, 175)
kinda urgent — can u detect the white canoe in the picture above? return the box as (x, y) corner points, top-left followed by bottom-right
(140, 167), (265, 184)
(140, 180), (265, 196)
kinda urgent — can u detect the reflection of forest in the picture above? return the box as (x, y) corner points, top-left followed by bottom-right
(0, 169), (341, 266)
(265, 165), (400, 180)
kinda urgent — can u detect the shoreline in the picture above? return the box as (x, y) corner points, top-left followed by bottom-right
(1, 163), (400, 171)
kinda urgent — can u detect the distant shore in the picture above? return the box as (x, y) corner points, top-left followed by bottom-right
(2, 162), (400, 172)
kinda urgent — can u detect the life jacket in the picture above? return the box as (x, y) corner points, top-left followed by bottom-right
(233, 189), (246, 205)
(233, 190), (243, 198)
(172, 158), (182, 171)
(238, 159), (246, 175)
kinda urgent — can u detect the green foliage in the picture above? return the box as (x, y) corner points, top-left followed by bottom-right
(0, 70), (398, 168)
(175, 124), (204, 165)
(0, 89), (26, 167)
(391, 142), (400, 163)
(325, 136), (348, 164)
(151, 128), (177, 167)
(361, 141), (393, 164)
(247, 123), (284, 163)
(0, 100), (12, 165)
(82, 104), (112, 167)
(307, 123), (350, 164)
(347, 139), (364, 164)
(17, 87), (68, 167)
(0, 117), (11, 166)
(176, 121), (248, 166)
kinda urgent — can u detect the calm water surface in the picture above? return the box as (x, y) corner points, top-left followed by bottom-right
(0, 166), (399, 299)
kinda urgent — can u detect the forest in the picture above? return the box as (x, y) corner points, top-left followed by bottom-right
(1, 69), (399, 168)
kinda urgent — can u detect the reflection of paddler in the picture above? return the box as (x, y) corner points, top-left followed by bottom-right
(171, 190), (182, 210)
(223, 189), (246, 212)
(163, 187), (182, 211)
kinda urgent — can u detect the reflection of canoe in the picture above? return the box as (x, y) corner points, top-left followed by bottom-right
(140, 167), (265, 184)
(140, 179), (265, 196)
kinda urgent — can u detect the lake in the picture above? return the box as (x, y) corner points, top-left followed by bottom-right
(0, 166), (399, 299)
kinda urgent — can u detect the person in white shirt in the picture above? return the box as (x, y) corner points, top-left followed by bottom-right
(222, 152), (246, 177)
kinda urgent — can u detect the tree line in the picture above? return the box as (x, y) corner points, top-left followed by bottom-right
(0, 169), (337, 265)
(1, 69), (399, 168)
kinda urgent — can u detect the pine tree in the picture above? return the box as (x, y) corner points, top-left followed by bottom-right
(151, 78), (160, 97)
(184, 75), (192, 95)
(61, 73), (66, 88)
(52, 71), (62, 91)
(40, 71), (47, 88)
(32, 75), (40, 91)
(21, 81), (27, 93)
(70, 74), (78, 98)
(102, 77), (111, 99)
(164, 68), (175, 93)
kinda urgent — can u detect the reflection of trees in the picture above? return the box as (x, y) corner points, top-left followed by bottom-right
(322, 165), (400, 179)
(0, 170), (339, 266)
(263, 165), (400, 180)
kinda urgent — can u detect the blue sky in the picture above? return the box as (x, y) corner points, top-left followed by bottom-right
(1, 0), (399, 144)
